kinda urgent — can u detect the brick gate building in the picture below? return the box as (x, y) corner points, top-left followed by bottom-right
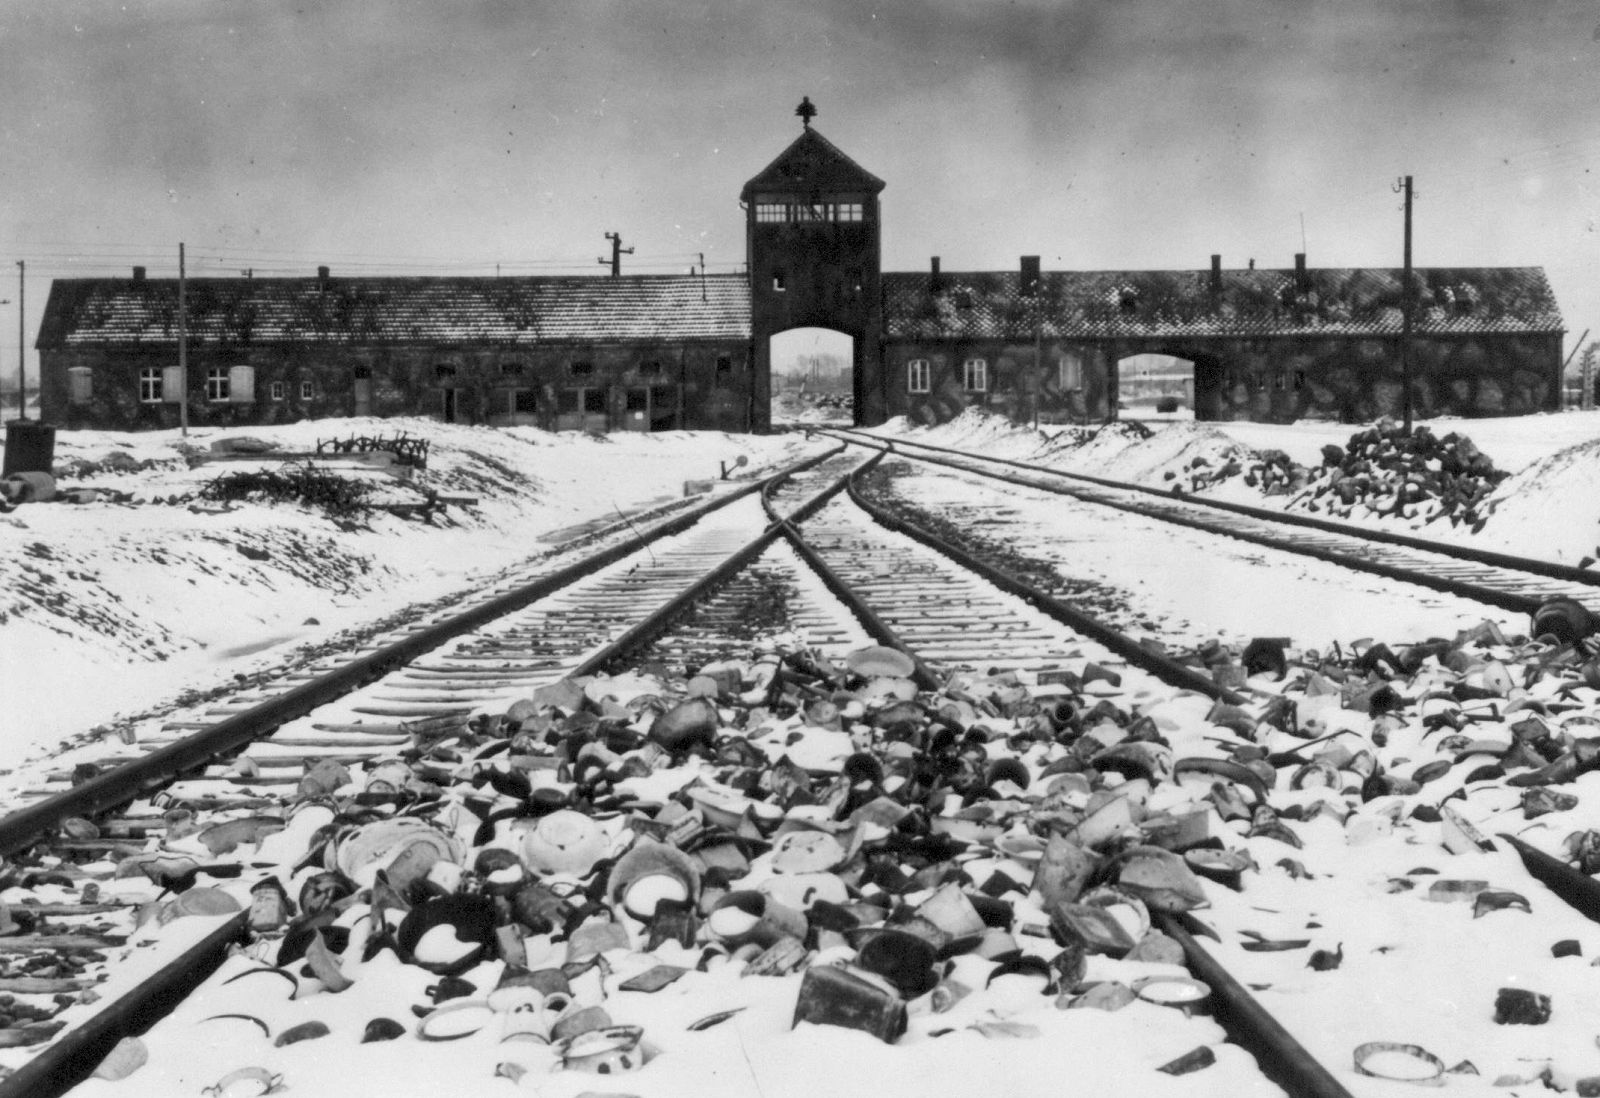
(37, 107), (1564, 431)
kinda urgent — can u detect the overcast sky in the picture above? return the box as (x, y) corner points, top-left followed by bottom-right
(3, 0), (1598, 388)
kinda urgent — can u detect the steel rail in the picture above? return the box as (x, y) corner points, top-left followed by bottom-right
(0, 914), (249, 1098)
(0, 450), (859, 1098)
(0, 448), (843, 859)
(1157, 913), (1358, 1098)
(828, 426), (1600, 594)
(1498, 832), (1600, 924)
(760, 452), (943, 692)
(771, 468), (1348, 1094)
(840, 462), (1251, 706)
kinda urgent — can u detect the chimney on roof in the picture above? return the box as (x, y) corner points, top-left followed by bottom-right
(1294, 252), (1308, 291)
(930, 256), (942, 293)
(1210, 255), (1221, 298)
(317, 266), (330, 281)
(1020, 255), (1040, 295)
(132, 266), (146, 282)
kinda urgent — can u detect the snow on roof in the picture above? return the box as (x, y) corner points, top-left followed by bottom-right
(883, 266), (1565, 340)
(37, 274), (752, 349)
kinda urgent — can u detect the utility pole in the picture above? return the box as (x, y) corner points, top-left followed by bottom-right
(15, 261), (23, 421)
(178, 243), (189, 436)
(597, 231), (633, 278)
(1581, 342), (1597, 412)
(1395, 175), (1414, 433)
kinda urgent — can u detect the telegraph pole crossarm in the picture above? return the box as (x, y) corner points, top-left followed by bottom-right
(597, 232), (634, 278)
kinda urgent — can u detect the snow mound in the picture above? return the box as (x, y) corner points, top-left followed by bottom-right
(1475, 436), (1600, 565)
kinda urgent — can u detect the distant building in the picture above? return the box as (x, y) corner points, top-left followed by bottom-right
(37, 108), (1564, 431)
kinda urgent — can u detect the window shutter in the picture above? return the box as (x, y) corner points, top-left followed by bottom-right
(68, 367), (93, 405)
(229, 365), (256, 403)
(161, 366), (184, 402)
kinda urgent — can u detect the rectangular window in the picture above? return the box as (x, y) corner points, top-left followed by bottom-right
(270, 380), (285, 401)
(1294, 370), (1306, 391)
(1273, 370), (1286, 391)
(907, 359), (930, 393)
(140, 368), (163, 403)
(755, 200), (864, 223)
(68, 366), (93, 405)
(582, 388), (607, 414)
(435, 364), (457, 380)
(963, 358), (988, 392)
(300, 380), (314, 400)
(570, 361), (593, 377)
(772, 273), (786, 292)
(512, 389), (538, 414)
(206, 367), (230, 402)
(500, 362), (524, 377)
(1058, 354), (1083, 390)
(638, 360), (662, 377)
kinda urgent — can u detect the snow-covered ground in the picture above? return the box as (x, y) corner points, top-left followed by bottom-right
(869, 409), (1600, 565)
(5, 407), (1599, 771)
(0, 418), (823, 767)
(5, 410), (1600, 1098)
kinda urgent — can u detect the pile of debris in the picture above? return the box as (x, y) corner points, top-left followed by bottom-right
(24, 591), (1600, 1091)
(1167, 448), (1304, 496)
(1292, 421), (1510, 529)
(1164, 420), (1509, 531)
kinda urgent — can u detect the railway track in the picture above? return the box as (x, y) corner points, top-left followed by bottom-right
(826, 427), (1600, 621)
(0, 439), (1596, 1096)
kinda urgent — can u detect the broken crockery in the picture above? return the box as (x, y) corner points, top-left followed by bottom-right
(555, 1024), (649, 1073)
(793, 964), (908, 1043)
(1353, 1041), (1447, 1084)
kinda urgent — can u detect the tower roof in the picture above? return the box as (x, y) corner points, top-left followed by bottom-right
(740, 127), (885, 202)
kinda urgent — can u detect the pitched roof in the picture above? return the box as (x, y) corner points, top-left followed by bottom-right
(740, 127), (886, 201)
(883, 266), (1564, 340)
(37, 274), (751, 349)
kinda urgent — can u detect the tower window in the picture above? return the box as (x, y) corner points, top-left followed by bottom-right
(963, 358), (988, 392)
(754, 200), (866, 223)
(907, 359), (930, 393)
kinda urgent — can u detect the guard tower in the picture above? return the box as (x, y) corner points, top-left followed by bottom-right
(742, 98), (887, 426)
